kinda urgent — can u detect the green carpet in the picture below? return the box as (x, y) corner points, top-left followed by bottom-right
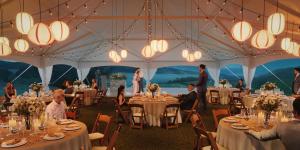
(78, 98), (227, 150)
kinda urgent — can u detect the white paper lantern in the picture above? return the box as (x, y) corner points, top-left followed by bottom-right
(109, 50), (118, 59)
(0, 43), (12, 56)
(14, 39), (29, 52)
(287, 42), (299, 55)
(267, 12), (285, 35)
(49, 21), (70, 41)
(150, 40), (158, 52)
(231, 21), (252, 42)
(28, 23), (53, 45)
(194, 51), (202, 60)
(281, 38), (291, 50)
(120, 49), (128, 58)
(251, 30), (275, 49)
(186, 54), (195, 62)
(141, 45), (155, 58)
(0, 37), (9, 46)
(112, 54), (121, 63)
(182, 49), (189, 58)
(16, 12), (34, 34)
(157, 40), (168, 52)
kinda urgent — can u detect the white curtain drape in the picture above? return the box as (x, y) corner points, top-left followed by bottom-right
(243, 66), (256, 89)
(38, 66), (53, 90)
(141, 68), (157, 84)
(207, 67), (220, 86)
(77, 68), (91, 81)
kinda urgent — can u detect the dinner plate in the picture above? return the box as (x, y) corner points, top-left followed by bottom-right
(63, 124), (81, 131)
(231, 123), (249, 130)
(43, 133), (65, 141)
(0, 123), (8, 128)
(1, 138), (27, 148)
(223, 117), (238, 123)
(57, 119), (73, 125)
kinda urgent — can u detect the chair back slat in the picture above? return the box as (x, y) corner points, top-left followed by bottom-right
(190, 113), (206, 130)
(212, 108), (230, 130)
(193, 127), (219, 150)
(107, 125), (122, 150)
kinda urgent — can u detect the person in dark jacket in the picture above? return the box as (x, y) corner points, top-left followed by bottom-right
(236, 79), (246, 91)
(196, 64), (208, 111)
(179, 84), (197, 110)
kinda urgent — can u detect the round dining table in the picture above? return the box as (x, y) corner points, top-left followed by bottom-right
(128, 96), (182, 127)
(0, 121), (91, 150)
(216, 117), (285, 150)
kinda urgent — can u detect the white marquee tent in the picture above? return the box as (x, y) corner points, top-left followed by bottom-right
(0, 0), (299, 89)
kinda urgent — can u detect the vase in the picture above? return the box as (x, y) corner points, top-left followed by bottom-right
(25, 114), (31, 130)
(264, 111), (271, 128)
(36, 91), (39, 97)
(152, 92), (155, 98)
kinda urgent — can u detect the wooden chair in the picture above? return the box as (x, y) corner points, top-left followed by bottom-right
(75, 91), (85, 106)
(94, 90), (103, 105)
(193, 126), (226, 150)
(113, 99), (129, 124)
(89, 113), (112, 145)
(161, 103), (180, 129)
(92, 124), (122, 150)
(129, 104), (147, 129)
(229, 97), (245, 115)
(210, 90), (220, 104)
(212, 109), (230, 131)
(182, 98), (199, 123)
(190, 112), (217, 139)
(231, 90), (241, 98)
(66, 96), (80, 120)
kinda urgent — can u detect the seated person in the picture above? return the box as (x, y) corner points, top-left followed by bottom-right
(117, 85), (129, 110)
(178, 84), (197, 110)
(249, 100), (300, 150)
(4, 82), (16, 103)
(91, 79), (98, 90)
(45, 89), (67, 120)
(235, 79), (246, 91)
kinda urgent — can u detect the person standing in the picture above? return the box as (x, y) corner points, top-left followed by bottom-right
(292, 68), (300, 95)
(138, 68), (144, 93)
(132, 69), (140, 95)
(235, 79), (246, 91)
(196, 64), (208, 111)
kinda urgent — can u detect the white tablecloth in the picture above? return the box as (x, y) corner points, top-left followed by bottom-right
(128, 96), (182, 127)
(207, 88), (240, 104)
(217, 119), (285, 150)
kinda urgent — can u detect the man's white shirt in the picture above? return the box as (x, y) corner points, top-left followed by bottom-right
(45, 100), (66, 120)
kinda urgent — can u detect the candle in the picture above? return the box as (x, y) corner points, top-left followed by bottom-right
(33, 119), (41, 132)
(281, 115), (289, 122)
(8, 119), (17, 128)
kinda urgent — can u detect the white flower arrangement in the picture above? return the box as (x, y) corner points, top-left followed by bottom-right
(262, 82), (277, 91)
(255, 94), (281, 112)
(219, 79), (227, 85)
(29, 82), (43, 92)
(73, 80), (82, 86)
(12, 96), (46, 116)
(147, 83), (160, 93)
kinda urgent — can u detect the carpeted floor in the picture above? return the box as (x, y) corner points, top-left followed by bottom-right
(78, 98), (227, 150)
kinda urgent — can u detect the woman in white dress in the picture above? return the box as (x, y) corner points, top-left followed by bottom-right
(132, 69), (140, 95)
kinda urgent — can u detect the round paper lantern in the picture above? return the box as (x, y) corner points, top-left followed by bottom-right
(150, 40), (158, 52)
(0, 37), (9, 46)
(16, 12), (34, 34)
(251, 30), (275, 49)
(194, 51), (202, 59)
(112, 54), (121, 63)
(120, 49), (128, 58)
(186, 53), (195, 62)
(156, 40), (168, 52)
(49, 21), (70, 41)
(0, 43), (12, 56)
(182, 49), (189, 58)
(109, 50), (118, 59)
(267, 12), (285, 35)
(141, 45), (155, 58)
(231, 21), (252, 42)
(28, 23), (53, 45)
(287, 42), (299, 55)
(14, 39), (29, 52)
(281, 38), (291, 50)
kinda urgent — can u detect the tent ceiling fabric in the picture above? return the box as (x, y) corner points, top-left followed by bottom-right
(0, 0), (299, 69)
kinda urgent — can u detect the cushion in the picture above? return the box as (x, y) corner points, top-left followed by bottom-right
(89, 132), (104, 140)
(92, 146), (115, 150)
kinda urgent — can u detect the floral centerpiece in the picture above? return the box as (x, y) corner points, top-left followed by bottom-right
(29, 82), (43, 97)
(219, 79), (227, 88)
(147, 83), (160, 98)
(262, 82), (277, 91)
(12, 97), (46, 129)
(73, 80), (82, 86)
(255, 94), (281, 127)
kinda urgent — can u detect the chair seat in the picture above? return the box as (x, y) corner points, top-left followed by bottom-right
(132, 112), (143, 117)
(200, 132), (217, 139)
(92, 146), (115, 150)
(202, 144), (227, 150)
(89, 132), (104, 140)
(166, 112), (177, 117)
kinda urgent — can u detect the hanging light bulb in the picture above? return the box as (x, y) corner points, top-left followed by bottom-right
(182, 49), (189, 58)
(287, 42), (299, 55)
(186, 53), (195, 62)
(120, 49), (127, 58)
(156, 40), (168, 52)
(28, 23), (53, 45)
(281, 38), (291, 50)
(194, 51), (202, 59)
(267, 13), (285, 35)
(251, 30), (275, 49)
(150, 40), (158, 52)
(0, 37), (9, 45)
(231, 21), (252, 42)
(14, 39), (29, 52)
(49, 21), (70, 41)
(109, 50), (118, 59)
(16, 12), (34, 34)
(141, 45), (155, 58)
(112, 54), (121, 63)
(0, 43), (12, 56)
